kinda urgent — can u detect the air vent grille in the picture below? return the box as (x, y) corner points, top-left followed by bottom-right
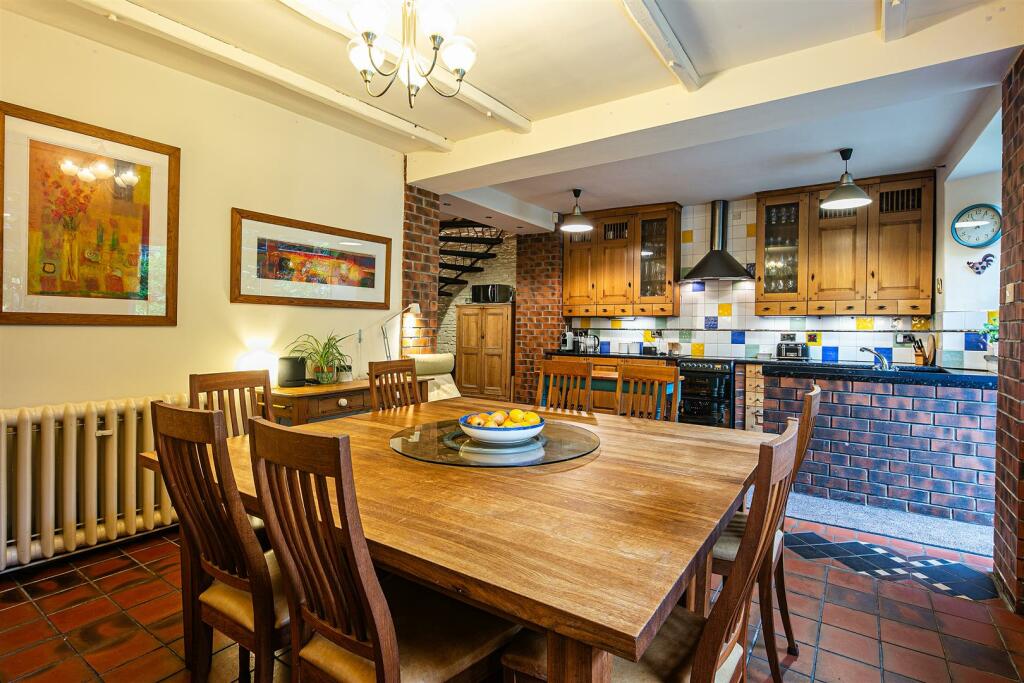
(603, 221), (629, 240)
(569, 232), (592, 243)
(819, 206), (857, 219)
(879, 187), (921, 214)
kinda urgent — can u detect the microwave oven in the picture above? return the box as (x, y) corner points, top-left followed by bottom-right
(471, 284), (515, 303)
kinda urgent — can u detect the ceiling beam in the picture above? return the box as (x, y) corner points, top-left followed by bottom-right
(68, 0), (452, 151)
(279, 0), (531, 134)
(621, 0), (702, 91)
(881, 0), (909, 42)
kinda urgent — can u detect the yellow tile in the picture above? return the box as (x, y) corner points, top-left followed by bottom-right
(578, 318), (590, 329)
(988, 310), (999, 324)
(806, 331), (822, 347)
(855, 317), (874, 331)
(611, 320), (622, 330)
(718, 303), (732, 317)
(746, 223), (757, 238)
(911, 316), (930, 331)
(643, 330), (655, 343)
(681, 230), (694, 244)
(691, 342), (705, 357)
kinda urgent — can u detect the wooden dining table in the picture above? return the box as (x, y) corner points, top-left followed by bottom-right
(139, 397), (771, 682)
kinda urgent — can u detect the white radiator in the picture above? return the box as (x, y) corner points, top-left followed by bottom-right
(0, 394), (187, 571)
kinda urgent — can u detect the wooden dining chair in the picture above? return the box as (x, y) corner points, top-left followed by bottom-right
(615, 363), (680, 421)
(151, 402), (289, 683)
(368, 359), (422, 410)
(189, 370), (275, 437)
(500, 420), (802, 683)
(535, 359), (593, 411)
(711, 385), (821, 683)
(248, 417), (521, 682)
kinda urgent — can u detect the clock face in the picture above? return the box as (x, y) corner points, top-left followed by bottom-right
(952, 204), (1002, 248)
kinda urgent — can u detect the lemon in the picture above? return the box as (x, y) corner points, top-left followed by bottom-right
(509, 408), (525, 423)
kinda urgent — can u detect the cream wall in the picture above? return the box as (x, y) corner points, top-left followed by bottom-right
(0, 11), (405, 408)
(936, 171), (1002, 314)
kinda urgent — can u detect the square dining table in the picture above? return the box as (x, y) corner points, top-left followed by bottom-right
(139, 397), (771, 682)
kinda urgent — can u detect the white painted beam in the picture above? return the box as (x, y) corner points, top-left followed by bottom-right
(622, 0), (701, 91)
(69, 0), (452, 151)
(279, 0), (531, 134)
(882, 0), (909, 42)
(442, 187), (555, 234)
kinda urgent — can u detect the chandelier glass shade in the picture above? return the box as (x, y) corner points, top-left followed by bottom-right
(347, 0), (478, 108)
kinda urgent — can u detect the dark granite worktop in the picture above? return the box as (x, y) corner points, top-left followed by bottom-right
(544, 350), (997, 389)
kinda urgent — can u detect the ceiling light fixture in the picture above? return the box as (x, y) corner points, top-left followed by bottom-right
(821, 148), (872, 210)
(560, 189), (593, 233)
(347, 0), (477, 109)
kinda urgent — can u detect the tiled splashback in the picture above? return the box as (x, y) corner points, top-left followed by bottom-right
(570, 199), (997, 371)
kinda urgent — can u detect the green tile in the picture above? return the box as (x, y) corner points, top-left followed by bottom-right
(788, 318), (806, 330)
(654, 317), (668, 329)
(940, 350), (964, 369)
(745, 344), (760, 358)
(678, 330), (693, 342)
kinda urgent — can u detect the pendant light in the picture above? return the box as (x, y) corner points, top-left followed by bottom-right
(821, 148), (872, 210)
(560, 188), (593, 233)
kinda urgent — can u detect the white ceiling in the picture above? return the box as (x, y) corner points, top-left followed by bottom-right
(948, 110), (1002, 181)
(492, 86), (995, 212)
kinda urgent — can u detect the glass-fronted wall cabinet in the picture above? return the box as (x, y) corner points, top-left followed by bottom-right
(755, 193), (809, 312)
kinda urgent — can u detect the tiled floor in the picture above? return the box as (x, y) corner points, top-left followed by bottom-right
(0, 521), (1021, 682)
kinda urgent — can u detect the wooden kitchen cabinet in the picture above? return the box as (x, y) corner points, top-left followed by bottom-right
(561, 202), (680, 317)
(455, 304), (513, 400)
(755, 193), (809, 303)
(867, 177), (934, 305)
(808, 188), (869, 305)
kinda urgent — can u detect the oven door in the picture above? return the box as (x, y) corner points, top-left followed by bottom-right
(677, 371), (733, 427)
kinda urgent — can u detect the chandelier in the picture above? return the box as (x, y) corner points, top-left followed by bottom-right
(346, 0), (478, 108)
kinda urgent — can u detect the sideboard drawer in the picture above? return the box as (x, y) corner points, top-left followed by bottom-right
(316, 392), (366, 417)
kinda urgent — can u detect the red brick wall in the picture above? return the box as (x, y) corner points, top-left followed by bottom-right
(514, 232), (563, 402)
(995, 50), (1024, 610)
(401, 184), (440, 356)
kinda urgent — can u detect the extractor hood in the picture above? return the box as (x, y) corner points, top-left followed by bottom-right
(682, 200), (752, 281)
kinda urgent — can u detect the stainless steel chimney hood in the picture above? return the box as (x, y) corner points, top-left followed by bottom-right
(682, 200), (753, 281)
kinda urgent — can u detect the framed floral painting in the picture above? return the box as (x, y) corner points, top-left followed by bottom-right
(0, 102), (179, 325)
(231, 208), (391, 309)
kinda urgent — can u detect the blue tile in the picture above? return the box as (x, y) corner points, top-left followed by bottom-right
(964, 332), (988, 351)
(822, 346), (839, 362)
(704, 316), (718, 330)
(745, 262), (756, 277)
(875, 347), (893, 364)
(731, 330), (746, 345)
(691, 281), (705, 292)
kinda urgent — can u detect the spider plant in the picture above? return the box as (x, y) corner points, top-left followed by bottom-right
(285, 332), (353, 383)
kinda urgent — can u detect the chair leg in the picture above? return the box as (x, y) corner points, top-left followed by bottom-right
(238, 647), (252, 683)
(253, 640), (276, 683)
(774, 553), (799, 657)
(758, 560), (783, 683)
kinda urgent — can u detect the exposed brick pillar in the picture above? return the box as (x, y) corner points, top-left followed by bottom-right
(402, 184), (439, 356)
(514, 232), (563, 402)
(995, 50), (1024, 610)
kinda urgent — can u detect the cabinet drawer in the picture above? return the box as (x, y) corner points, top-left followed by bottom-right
(579, 305), (596, 316)
(651, 303), (674, 316)
(562, 305), (577, 317)
(866, 300), (898, 315)
(780, 302), (807, 316)
(835, 301), (865, 315)
(596, 304), (616, 316)
(898, 299), (931, 315)
(613, 304), (633, 316)
(755, 302), (780, 316)
(807, 301), (836, 315)
(316, 393), (365, 417)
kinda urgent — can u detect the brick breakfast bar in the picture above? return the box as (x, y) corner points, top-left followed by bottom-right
(762, 362), (997, 526)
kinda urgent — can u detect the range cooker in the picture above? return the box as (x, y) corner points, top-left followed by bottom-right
(675, 357), (735, 428)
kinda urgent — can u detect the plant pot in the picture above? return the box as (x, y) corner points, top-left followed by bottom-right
(313, 367), (336, 384)
(338, 370), (353, 382)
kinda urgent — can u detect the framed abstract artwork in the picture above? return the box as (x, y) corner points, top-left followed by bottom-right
(230, 208), (391, 309)
(0, 102), (180, 325)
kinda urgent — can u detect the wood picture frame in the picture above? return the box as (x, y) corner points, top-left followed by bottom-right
(0, 101), (180, 326)
(230, 207), (391, 309)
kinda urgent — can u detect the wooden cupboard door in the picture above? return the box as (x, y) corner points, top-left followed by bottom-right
(755, 194), (808, 302)
(456, 307), (483, 396)
(596, 215), (636, 305)
(563, 232), (596, 305)
(867, 178), (934, 302)
(633, 208), (679, 305)
(808, 189), (868, 302)
(479, 306), (511, 399)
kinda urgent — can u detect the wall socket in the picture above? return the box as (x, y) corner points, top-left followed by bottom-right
(781, 333), (796, 342)
(897, 334), (916, 344)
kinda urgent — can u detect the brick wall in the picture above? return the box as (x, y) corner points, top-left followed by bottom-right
(995, 50), (1024, 609)
(513, 232), (563, 402)
(763, 377), (997, 525)
(402, 184), (440, 355)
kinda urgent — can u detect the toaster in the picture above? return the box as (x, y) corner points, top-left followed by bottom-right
(776, 342), (809, 359)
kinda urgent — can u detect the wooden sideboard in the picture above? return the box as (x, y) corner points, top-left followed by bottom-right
(268, 378), (431, 425)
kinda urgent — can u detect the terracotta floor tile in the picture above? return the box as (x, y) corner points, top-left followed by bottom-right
(939, 634), (1018, 680)
(783, 554), (828, 581)
(95, 567), (155, 595)
(878, 581), (932, 609)
(818, 623), (881, 666)
(167, 637), (185, 659)
(69, 545), (128, 569)
(126, 542), (179, 565)
(781, 590), (822, 620)
(931, 592), (993, 623)
(923, 546), (963, 562)
(109, 578), (174, 610)
(786, 573), (826, 599)
(146, 611), (184, 644)
(991, 606), (1024, 634)
(768, 609), (820, 647)
(21, 570), (86, 600)
(750, 633), (814, 677)
(879, 618), (944, 657)
(102, 646), (185, 683)
(826, 584), (879, 615)
(999, 625), (1024, 655)
(0, 586), (29, 610)
(144, 554), (179, 578)
(37, 582), (102, 614)
(14, 562), (78, 585)
(80, 626), (162, 673)
(882, 671), (922, 683)
(49, 596), (121, 633)
(935, 611), (1002, 647)
(126, 592), (182, 626)
(828, 567), (879, 595)
(78, 555), (137, 580)
(0, 619), (57, 657)
(881, 642), (951, 682)
(948, 662), (1019, 683)
(745, 656), (812, 683)
(0, 601), (43, 631)
(815, 649), (882, 683)
(0, 636), (76, 680)
(821, 603), (879, 638)
(829, 527), (860, 543)
(878, 597), (937, 630)
(18, 654), (96, 683)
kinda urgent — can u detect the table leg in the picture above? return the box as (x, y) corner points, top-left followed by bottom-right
(546, 633), (611, 683)
(686, 552), (713, 617)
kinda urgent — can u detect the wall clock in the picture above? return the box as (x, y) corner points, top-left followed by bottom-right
(952, 203), (1002, 248)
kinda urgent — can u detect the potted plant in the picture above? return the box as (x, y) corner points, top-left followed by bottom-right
(285, 332), (353, 384)
(980, 318), (999, 372)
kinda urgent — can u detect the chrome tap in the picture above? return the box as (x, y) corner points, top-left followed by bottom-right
(859, 347), (895, 371)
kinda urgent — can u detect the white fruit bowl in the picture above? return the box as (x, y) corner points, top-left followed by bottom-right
(458, 414), (545, 445)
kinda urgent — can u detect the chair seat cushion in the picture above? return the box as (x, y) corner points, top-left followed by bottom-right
(501, 605), (742, 683)
(711, 512), (783, 564)
(300, 576), (520, 683)
(198, 549), (289, 631)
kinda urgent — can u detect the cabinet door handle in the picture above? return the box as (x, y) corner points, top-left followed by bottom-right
(877, 305), (887, 310)
(810, 273), (815, 281)
(870, 270), (875, 278)
(628, 281), (632, 288)
(910, 305), (920, 310)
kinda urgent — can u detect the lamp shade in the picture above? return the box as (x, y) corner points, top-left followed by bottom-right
(561, 210), (593, 233)
(821, 172), (872, 210)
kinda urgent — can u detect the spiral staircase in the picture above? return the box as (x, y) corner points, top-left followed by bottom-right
(438, 219), (505, 297)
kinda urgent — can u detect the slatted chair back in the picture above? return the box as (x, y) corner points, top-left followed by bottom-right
(249, 418), (400, 680)
(189, 370), (275, 437)
(795, 385), (822, 473)
(615, 363), (680, 421)
(690, 420), (800, 683)
(151, 402), (271, 602)
(535, 359), (593, 411)
(368, 359), (421, 411)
